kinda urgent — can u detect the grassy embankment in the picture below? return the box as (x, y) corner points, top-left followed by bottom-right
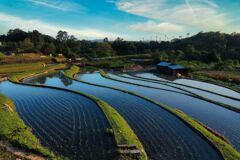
(98, 69), (240, 160)
(0, 63), (47, 78)
(0, 94), (56, 159)
(65, 65), (147, 160)
(0, 63), (44, 74)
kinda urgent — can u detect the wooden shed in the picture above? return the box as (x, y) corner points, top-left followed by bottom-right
(157, 61), (189, 76)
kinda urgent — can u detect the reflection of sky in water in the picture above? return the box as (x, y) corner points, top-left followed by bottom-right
(175, 79), (240, 98)
(24, 72), (224, 160)
(77, 72), (240, 152)
(0, 80), (115, 159)
(120, 73), (240, 109)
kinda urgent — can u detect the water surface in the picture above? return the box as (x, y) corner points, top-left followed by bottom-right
(0, 81), (116, 160)
(120, 73), (240, 109)
(26, 72), (223, 160)
(135, 72), (240, 99)
(78, 72), (240, 152)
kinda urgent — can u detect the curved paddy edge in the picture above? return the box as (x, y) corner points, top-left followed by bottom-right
(8, 66), (148, 160)
(109, 73), (240, 114)
(96, 68), (240, 160)
(191, 74), (240, 93)
(129, 73), (240, 101)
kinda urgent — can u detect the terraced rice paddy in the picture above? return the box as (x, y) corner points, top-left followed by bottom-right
(124, 73), (240, 109)
(0, 81), (116, 160)
(75, 72), (240, 152)
(136, 73), (240, 99)
(135, 73), (169, 82)
(25, 72), (223, 160)
(174, 79), (240, 99)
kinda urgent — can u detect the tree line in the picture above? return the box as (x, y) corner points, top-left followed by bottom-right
(1, 29), (240, 64)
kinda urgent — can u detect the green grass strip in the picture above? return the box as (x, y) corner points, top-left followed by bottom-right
(0, 63), (46, 74)
(97, 69), (240, 160)
(0, 94), (56, 159)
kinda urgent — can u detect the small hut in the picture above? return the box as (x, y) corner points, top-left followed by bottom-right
(157, 61), (189, 76)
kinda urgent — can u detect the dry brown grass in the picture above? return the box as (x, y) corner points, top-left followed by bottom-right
(197, 71), (240, 83)
(0, 54), (51, 65)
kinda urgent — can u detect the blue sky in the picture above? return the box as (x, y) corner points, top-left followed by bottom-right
(0, 0), (239, 40)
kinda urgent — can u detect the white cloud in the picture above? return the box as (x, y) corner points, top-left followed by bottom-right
(0, 12), (122, 40)
(115, 0), (239, 32)
(130, 21), (185, 33)
(25, 0), (85, 11)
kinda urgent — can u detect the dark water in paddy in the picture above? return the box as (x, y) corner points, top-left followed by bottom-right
(0, 81), (116, 160)
(76, 72), (240, 152)
(25, 72), (223, 160)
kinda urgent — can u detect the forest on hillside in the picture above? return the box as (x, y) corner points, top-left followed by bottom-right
(1, 29), (240, 65)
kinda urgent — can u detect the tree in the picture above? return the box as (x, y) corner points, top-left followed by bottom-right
(18, 38), (34, 50)
(103, 37), (109, 43)
(209, 50), (222, 62)
(7, 29), (27, 41)
(29, 30), (44, 49)
(42, 43), (56, 55)
(56, 30), (69, 42)
(94, 42), (114, 57)
(67, 35), (81, 55)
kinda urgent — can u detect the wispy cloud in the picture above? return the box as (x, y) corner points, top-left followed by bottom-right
(114, 0), (240, 32)
(0, 12), (122, 39)
(130, 21), (185, 33)
(25, 0), (86, 12)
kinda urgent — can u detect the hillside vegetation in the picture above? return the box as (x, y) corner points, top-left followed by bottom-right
(1, 29), (240, 64)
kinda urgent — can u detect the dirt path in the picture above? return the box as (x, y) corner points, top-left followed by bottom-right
(0, 141), (48, 160)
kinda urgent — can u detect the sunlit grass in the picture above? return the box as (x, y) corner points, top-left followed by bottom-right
(8, 64), (66, 82)
(0, 63), (45, 74)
